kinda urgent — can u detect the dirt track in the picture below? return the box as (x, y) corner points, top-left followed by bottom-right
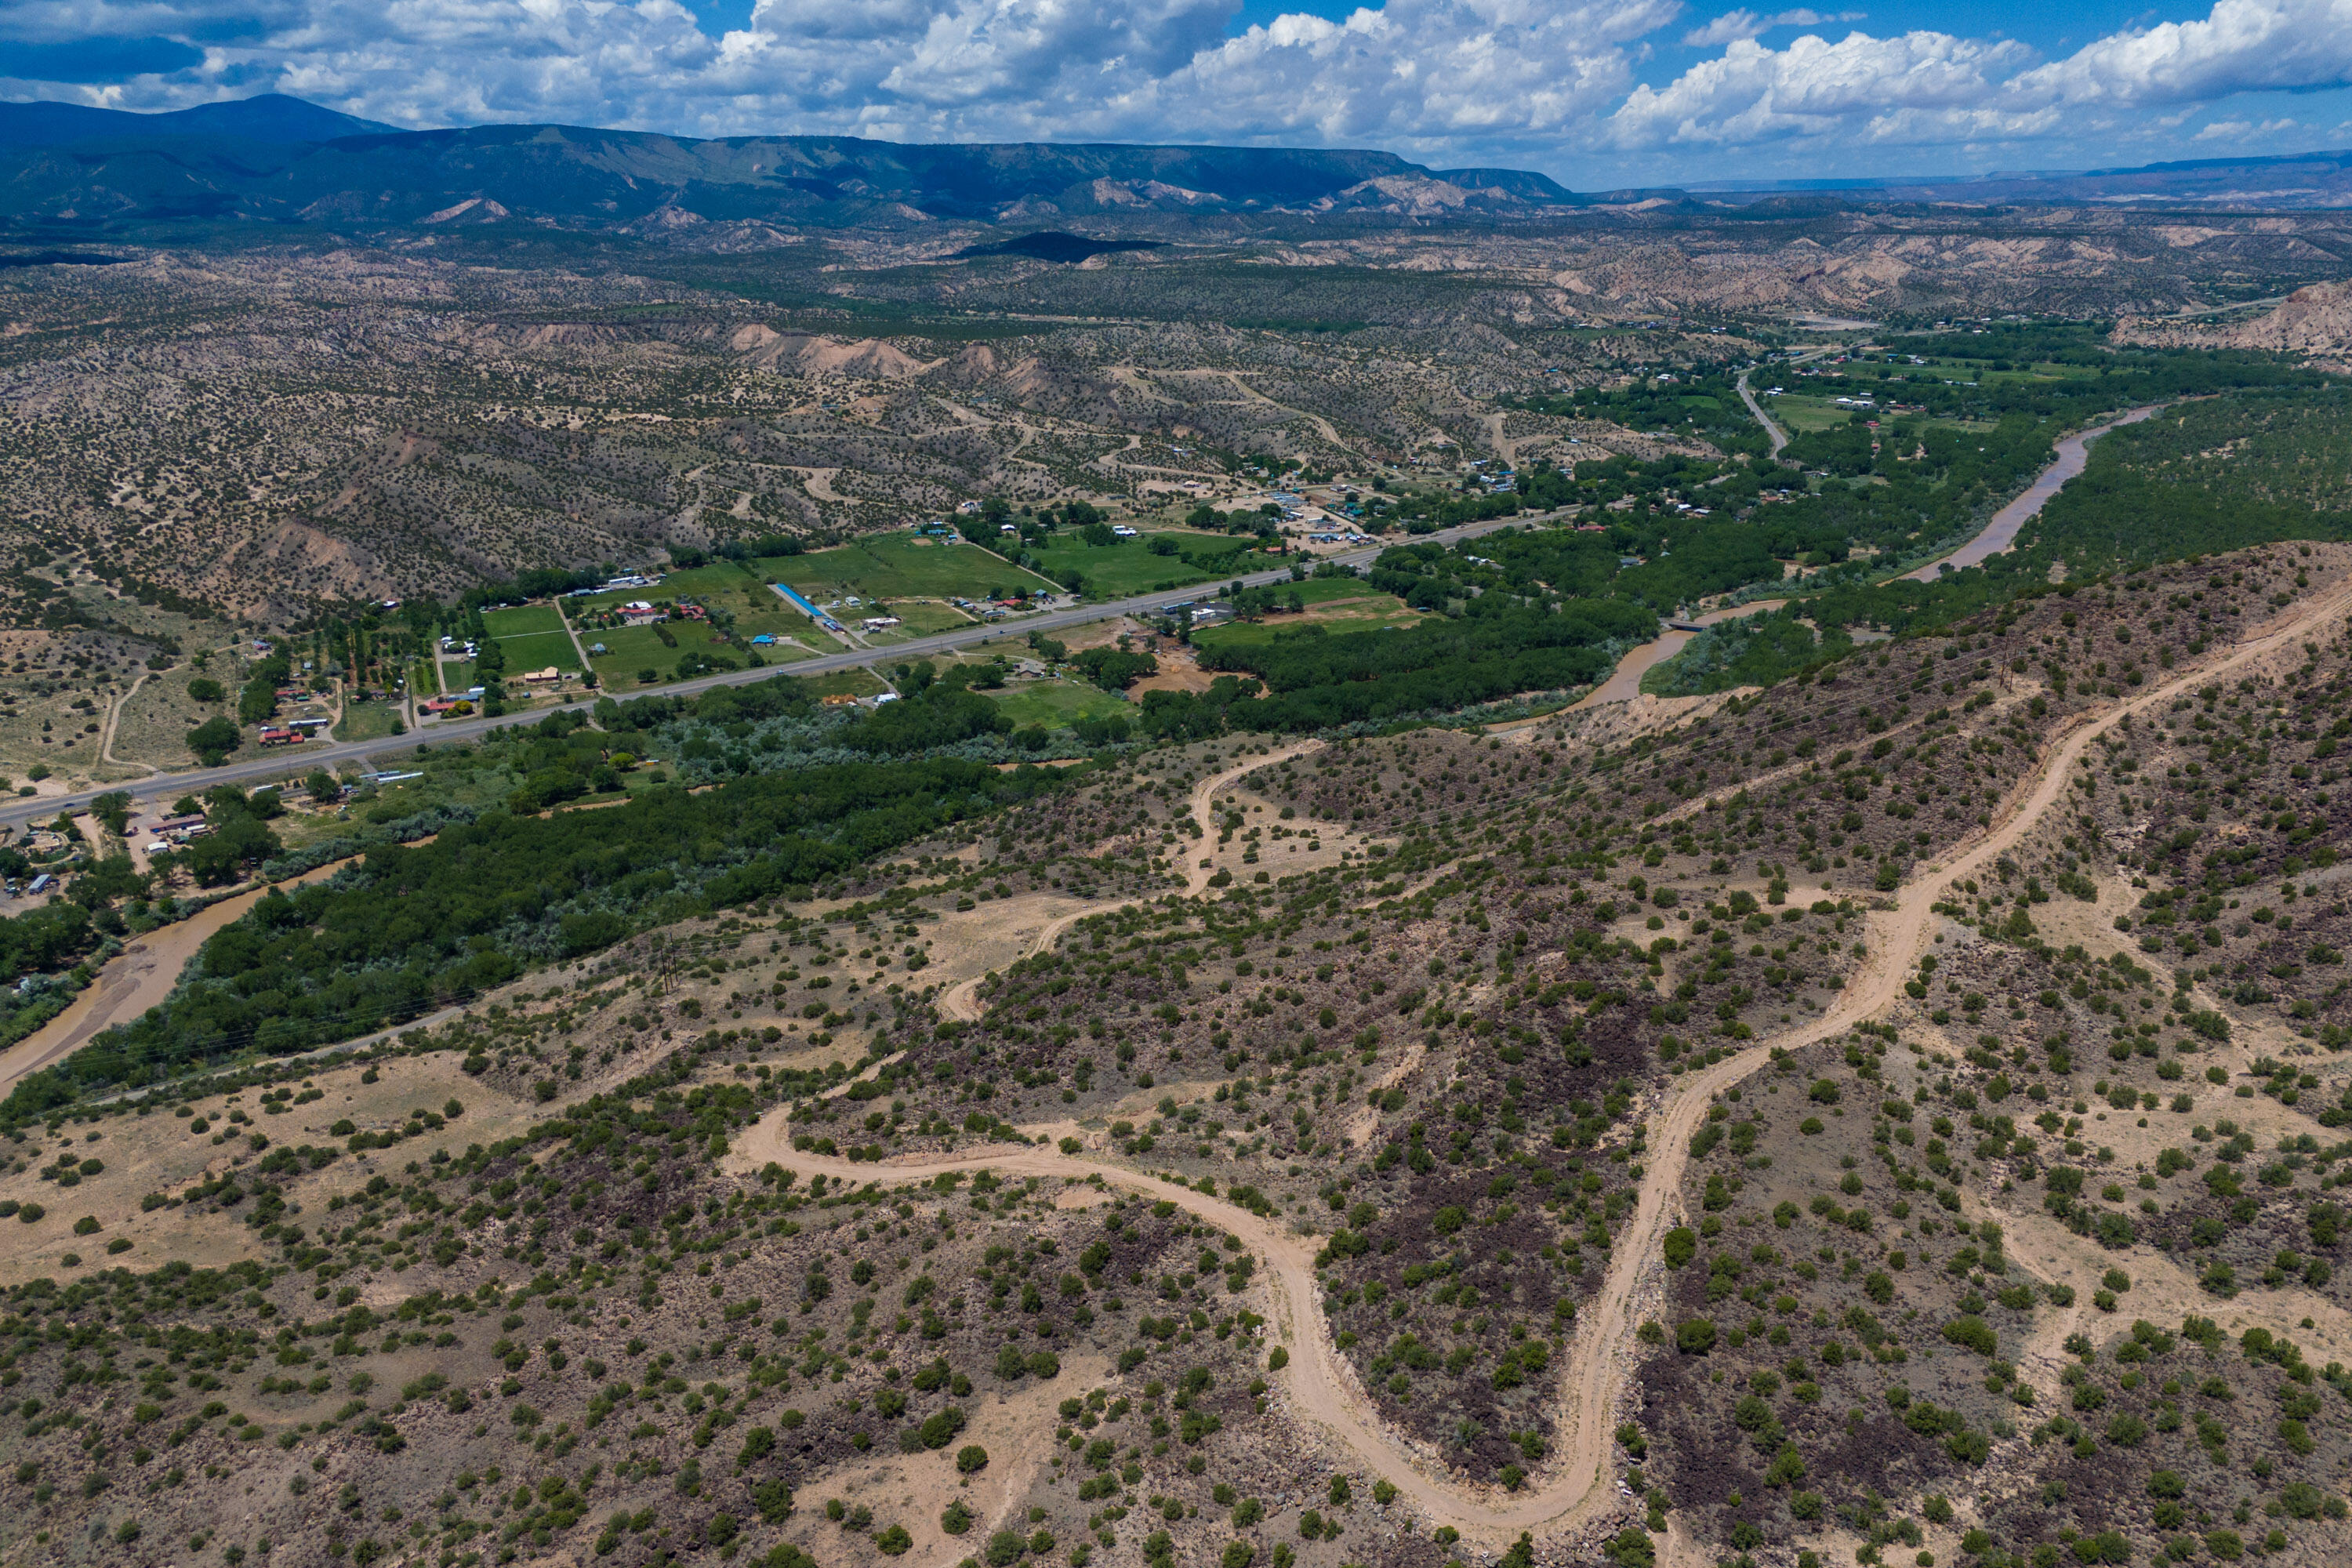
(729, 573), (2352, 1554)
(935, 742), (1325, 1022)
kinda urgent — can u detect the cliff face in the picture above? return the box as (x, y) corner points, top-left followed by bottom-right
(2231, 280), (2352, 354)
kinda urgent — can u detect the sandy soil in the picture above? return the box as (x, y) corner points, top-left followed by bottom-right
(776, 1352), (1112, 1568)
(1567, 598), (1785, 713)
(0, 1048), (538, 1287)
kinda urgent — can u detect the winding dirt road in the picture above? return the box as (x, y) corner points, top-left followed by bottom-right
(731, 574), (2352, 1552)
(936, 742), (1325, 1022)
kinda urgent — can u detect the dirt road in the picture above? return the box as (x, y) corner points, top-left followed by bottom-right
(98, 670), (157, 772)
(728, 573), (2352, 1552)
(936, 742), (1325, 1021)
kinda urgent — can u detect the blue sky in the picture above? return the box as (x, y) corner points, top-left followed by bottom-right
(6, 0), (2352, 186)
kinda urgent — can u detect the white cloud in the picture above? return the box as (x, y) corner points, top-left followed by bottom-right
(5, 0), (2352, 180)
(1611, 29), (2034, 148)
(2192, 114), (2301, 139)
(1679, 9), (1863, 49)
(1613, 0), (2352, 158)
(2009, 0), (2352, 111)
(0, 0), (1683, 160)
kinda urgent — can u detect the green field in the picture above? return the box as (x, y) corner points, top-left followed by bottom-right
(579, 617), (824, 691)
(411, 659), (441, 696)
(988, 679), (1135, 730)
(1287, 577), (1395, 607)
(785, 534), (1055, 601)
(855, 600), (976, 645)
(493, 630), (581, 673)
(586, 624), (706, 688)
(332, 699), (406, 742)
(568, 562), (777, 615)
(483, 604), (565, 637)
(1022, 529), (1258, 598)
(1189, 587), (1420, 652)
(1759, 394), (1856, 435)
(799, 667), (891, 702)
(444, 660), (478, 693)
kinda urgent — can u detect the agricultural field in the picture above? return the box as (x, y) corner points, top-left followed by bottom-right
(489, 629), (581, 673)
(583, 622), (718, 689)
(785, 534), (1056, 603)
(793, 666), (893, 702)
(1022, 528), (1257, 598)
(1188, 585), (1421, 653)
(480, 604), (565, 639)
(986, 675), (1136, 730)
(851, 599), (978, 646)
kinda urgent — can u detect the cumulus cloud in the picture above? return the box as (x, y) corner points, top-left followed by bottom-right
(2192, 114), (2303, 139)
(1610, 29), (2035, 148)
(2009, 0), (2352, 111)
(5, 0), (2352, 177)
(1612, 0), (2352, 156)
(1679, 9), (1864, 49)
(0, 0), (1690, 161)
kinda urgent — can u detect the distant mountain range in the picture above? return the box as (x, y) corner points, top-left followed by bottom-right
(0, 95), (1588, 230)
(1691, 149), (2352, 209)
(0, 93), (395, 147)
(6, 94), (2352, 238)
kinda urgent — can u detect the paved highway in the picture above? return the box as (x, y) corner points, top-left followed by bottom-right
(0, 510), (1561, 831)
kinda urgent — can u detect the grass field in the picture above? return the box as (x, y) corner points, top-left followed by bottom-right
(857, 600), (976, 646)
(332, 699), (406, 742)
(567, 562), (776, 616)
(784, 534), (1056, 602)
(1022, 529), (1256, 598)
(797, 668), (891, 702)
(492, 630), (581, 673)
(1287, 577), (1392, 606)
(1189, 589), (1420, 652)
(585, 624), (698, 688)
(1759, 394), (1865, 434)
(988, 678), (1134, 730)
(579, 619), (825, 691)
(483, 604), (565, 637)
(443, 659), (478, 693)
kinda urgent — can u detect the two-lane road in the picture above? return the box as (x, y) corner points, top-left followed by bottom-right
(1, 510), (1561, 831)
